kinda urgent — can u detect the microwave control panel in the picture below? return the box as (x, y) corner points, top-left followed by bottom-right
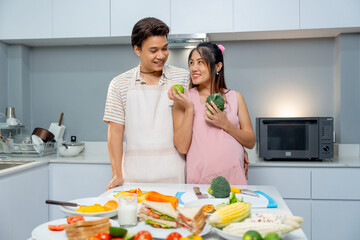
(319, 117), (334, 159)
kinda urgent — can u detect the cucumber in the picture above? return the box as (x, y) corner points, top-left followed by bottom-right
(109, 226), (127, 238)
(124, 232), (135, 240)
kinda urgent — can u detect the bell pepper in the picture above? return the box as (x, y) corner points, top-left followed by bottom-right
(180, 234), (203, 240)
(145, 191), (179, 209)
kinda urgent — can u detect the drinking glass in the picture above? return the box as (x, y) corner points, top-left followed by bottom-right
(117, 193), (138, 227)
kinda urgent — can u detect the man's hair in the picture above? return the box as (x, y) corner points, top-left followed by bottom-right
(131, 17), (170, 48)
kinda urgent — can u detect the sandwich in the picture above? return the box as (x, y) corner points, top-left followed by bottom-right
(138, 200), (179, 228)
(177, 206), (208, 234)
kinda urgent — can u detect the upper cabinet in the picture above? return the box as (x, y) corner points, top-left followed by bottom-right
(0, 0), (52, 39)
(53, 0), (110, 38)
(1, 0), (360, 44)
(170, 0), (233, 34)
(234, 0), (299, 32)
(111, 0), (171, 37)
(300, 0), (360, 29)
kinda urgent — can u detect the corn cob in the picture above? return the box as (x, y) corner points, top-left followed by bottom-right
(230, 186), (241, 193)
(223, 221), (295, 236)
(208, 202), (251, 228)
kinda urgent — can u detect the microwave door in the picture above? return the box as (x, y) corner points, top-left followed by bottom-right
(261, 120), (318, 159)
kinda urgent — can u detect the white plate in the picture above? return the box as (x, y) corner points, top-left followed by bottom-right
(31, 217), (119, 240)
(124, 221), (212, 239)
(213, 226), (289, 240)
(60, 197), (118, 218)
(213, 227), (243, 240)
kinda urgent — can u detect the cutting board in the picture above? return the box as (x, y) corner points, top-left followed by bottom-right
(175, 191), (277, 208)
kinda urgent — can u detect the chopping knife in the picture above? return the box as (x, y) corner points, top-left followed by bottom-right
(193, 187), (208, 199)
(45, 200), (87, 207)
(237, 188), (260, 198)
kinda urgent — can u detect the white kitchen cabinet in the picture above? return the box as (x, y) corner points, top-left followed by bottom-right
(0, 164), (48, 240)
(312, 200), (360, 240)
(170, 0), (233, 34)
(234, 0), (299, 32)
(312, 168), (360, 200)
(49, 163), (112, 219)
(248, 167), (311, 199)
(300, 0), (360, 29)
(0, 0), (52, 39)
(53, 0), (110, 38)
(285, 199), (311, 240)
(111, 0), (170, 37)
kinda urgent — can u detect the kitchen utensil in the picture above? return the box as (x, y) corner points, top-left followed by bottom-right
(193, 187), (208, 199)
(181, 190), (277, 209)
(45, 199), (87, 207)
(6, 117), (21, 126)
(49, 112), (66, 146)
(32, 127), (55, 142)
(58, 136), (85, 157)
(6, 107), (15, 118)
(31, 134), (44, 153)
(238, 188), (260, 197)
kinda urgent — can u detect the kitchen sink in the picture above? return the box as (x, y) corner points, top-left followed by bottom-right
(0, 160), (35, 170)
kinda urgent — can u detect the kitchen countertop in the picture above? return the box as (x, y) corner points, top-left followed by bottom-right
(2, 142), (360, 178)
(29, 183), (308, 240)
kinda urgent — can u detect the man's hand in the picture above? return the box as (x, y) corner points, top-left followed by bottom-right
(244, 150), (249, 180)
(106, 176), (124, 191)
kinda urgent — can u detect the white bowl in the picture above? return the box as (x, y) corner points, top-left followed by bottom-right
(58, 144), (85, 157)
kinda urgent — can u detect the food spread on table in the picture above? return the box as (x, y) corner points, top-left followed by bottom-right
(39, 176), (304, 240)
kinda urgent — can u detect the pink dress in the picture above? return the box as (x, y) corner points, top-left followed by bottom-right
(186, 88), (247, 185)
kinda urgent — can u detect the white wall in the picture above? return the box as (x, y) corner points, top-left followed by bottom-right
(0, 42), (8, 113)
(27, 38), (337, 141)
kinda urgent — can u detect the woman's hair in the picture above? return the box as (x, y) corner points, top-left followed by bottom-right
(188, 42), (227, 95)
(131, 17), (170, 48)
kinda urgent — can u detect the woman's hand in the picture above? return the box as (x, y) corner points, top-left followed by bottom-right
(106, 176), (124, 191)
(244, 150), (249, 180)
(170, 86), (193, 110)
(205, 101), (231, 129)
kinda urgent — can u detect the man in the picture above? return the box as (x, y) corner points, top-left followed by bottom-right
(103, 17), (189, 190)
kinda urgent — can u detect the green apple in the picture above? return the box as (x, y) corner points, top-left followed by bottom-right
(173, 84), (184, 94)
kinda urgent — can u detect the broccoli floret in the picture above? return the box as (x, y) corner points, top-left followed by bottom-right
(207, 186), (213, 195)
(208, 176), (231, 198)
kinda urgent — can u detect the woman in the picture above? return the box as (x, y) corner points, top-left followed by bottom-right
(170, 42), (255, 184)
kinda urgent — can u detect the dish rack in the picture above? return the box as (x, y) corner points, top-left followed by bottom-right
(11, 141), (56, 157)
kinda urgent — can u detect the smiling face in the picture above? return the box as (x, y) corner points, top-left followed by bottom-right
(134, 35), (169, 72)
(188, 50), (211, 86)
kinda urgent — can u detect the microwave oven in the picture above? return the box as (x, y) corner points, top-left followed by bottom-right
(256, 117), (333, 160)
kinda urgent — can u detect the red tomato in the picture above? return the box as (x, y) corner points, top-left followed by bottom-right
(166, 232), (182, 240)
(134, 230), (153, 240)
(111, 239), (125, 240)
(48, 224), (65, 231)
(67, 215), (85, 224)
(95, 233), (111, 240)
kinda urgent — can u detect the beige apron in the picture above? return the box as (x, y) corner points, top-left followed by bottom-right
(122, 73), (185, 183)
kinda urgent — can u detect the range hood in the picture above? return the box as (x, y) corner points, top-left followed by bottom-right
(168, 33), (208, 48)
